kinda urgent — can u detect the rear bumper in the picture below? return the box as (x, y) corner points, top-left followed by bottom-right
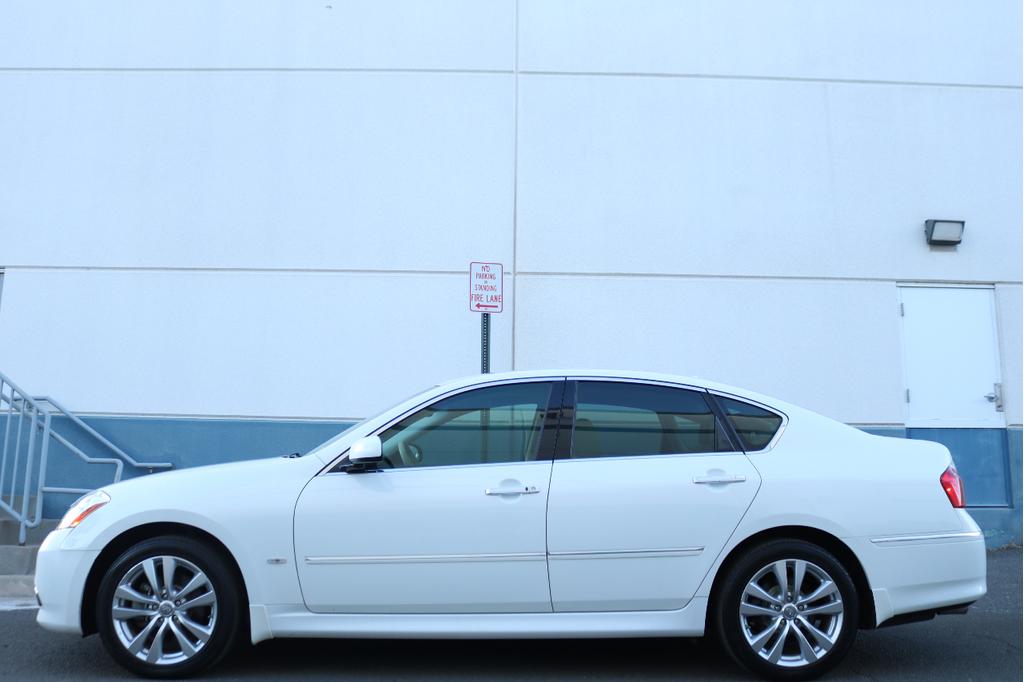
(851, 526), (986, 627)
(876, 600), (975, 628)
(34, 529), (98, 635)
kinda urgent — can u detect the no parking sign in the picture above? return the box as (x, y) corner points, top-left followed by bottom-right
(469, 262), (503, 313)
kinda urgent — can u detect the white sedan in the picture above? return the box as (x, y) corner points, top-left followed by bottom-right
(35, 370), (986, 680)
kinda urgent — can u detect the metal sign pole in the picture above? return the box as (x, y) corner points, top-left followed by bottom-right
(481, 312), (490, 374)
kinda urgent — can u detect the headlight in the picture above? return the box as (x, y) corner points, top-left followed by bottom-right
(57, 490), (110, 530)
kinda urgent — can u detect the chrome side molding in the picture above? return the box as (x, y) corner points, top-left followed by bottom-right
(869, 530), (982, 546)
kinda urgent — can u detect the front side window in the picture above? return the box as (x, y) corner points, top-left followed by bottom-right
(378, 382), (554, 468)
(571, 381), (724, 458)
(717, 396), (784, 451)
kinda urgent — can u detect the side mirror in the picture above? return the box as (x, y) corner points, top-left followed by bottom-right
(343, 435), (383, 473)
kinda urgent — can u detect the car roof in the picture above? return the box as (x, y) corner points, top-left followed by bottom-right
(437, 369), (788, 412)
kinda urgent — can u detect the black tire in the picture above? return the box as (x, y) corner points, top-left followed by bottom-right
(713, 539), (859, 681)
(95, 535), (243, 678)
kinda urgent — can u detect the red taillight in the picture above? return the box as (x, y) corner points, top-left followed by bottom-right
(940, 465), (966, 508)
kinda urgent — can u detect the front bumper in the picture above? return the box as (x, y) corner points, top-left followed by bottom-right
(34, 529), (99, 635)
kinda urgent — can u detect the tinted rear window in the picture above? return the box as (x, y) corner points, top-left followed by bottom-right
(572, 382), (722, 458)
(717, 397), (784, 451)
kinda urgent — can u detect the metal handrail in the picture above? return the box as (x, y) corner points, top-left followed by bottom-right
(45, 427), (124, 482)
(0, 379), (48, 546)
(33, 395), (172, 472)
(1, 370), (172, 544)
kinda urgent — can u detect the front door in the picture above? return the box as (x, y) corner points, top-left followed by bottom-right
(546, 380), (762, 612)
(293, 380), (561, 613)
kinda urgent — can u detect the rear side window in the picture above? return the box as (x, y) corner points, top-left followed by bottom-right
(717, 396), (784, 451)
(571, 382), (726, 458)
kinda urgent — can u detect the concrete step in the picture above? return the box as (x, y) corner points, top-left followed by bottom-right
(0, 545), (39, 574)
(0, 519), (58, 545)
(0, 575), (35, 599)
(0, 496), (39, 516)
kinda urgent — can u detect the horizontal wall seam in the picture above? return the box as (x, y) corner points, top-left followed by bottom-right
(854, 422), (1024, 429)
(3, 266), (1021, 287)
(1, 265), (469, 276)
(518, 271), (1023, 285)
(0, 67), (1017, 90)
(520, 70), (1022, 90)
(0, 67), (513, 75)
(848, 423), (909, 428)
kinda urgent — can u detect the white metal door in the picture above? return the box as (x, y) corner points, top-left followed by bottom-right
(899, 286), (1004, 428)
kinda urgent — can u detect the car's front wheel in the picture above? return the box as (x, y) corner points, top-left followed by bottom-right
(714, 539), (859, 680)
(95, 535), (242, 678)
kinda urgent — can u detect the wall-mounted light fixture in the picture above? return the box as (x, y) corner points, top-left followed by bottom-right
(925, 219), (965, 246)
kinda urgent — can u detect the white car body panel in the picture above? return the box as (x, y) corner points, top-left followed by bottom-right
(33, 369), (986, 646)
(546, 453), (760, 611)
(846, 524), (986, 624)
(253, 598), (711, 641)
(53, 455), (321, 610)
(294, 461), (553, 613)
(34, 528), (97, 634)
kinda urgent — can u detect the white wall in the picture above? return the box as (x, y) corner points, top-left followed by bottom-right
(0, 269), (512, 419)
(515, 276), (905, 424)
(518, 0), (1021, 86)
(0, 1), (513, 70)
(517, 76), (1021, 281)
(0, 71), (513, 271)
(0, 1), (1019, 427)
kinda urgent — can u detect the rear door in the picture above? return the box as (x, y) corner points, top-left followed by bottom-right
(546, 380), (762, 612)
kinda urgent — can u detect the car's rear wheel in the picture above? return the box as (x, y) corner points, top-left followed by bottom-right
(95, 535), (242, 678)
(714, 539), (859, 680)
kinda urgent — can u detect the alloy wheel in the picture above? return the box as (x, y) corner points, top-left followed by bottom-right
(739, 558), (844, 668)
(110, 555), (218, 666)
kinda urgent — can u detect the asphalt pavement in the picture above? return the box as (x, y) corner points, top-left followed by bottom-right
(1, 549), (1020, 681)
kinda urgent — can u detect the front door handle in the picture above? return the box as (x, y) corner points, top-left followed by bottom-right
(692, 474), (746, 485)
(485, 485), (539, 496)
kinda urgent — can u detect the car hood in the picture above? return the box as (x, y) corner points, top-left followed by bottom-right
(99, 453), (322, 501)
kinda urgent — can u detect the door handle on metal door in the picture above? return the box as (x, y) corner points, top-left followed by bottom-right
(484, 485), (539, 496)
(985, 383), (1005, 411)
(692, 474), (746, 485)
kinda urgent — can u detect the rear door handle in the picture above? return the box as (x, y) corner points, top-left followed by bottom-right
(692, 474), (746, 485)
(485, 485), (539, 496)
